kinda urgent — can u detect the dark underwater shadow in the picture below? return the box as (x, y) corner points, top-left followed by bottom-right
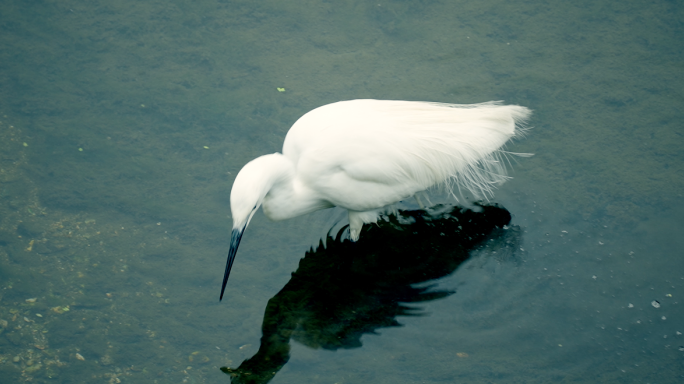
(221, 203), (521, 384)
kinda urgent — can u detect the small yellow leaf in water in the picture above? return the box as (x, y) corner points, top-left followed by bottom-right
(203, 146), (209, 149)
(277, 87), (285, 92)
(75, 353), (85, 361)
(25, 297), (37, 303)
(78, 148), (83, 152)
(23, 142), (28, 147)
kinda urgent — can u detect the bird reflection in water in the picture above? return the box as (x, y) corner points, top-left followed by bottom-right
(221, 203), (520, 384)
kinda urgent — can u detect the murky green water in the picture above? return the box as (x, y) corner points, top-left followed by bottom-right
(1, 0), (682, 383)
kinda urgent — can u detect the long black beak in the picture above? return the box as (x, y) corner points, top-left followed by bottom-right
(220, 228), (244, 301)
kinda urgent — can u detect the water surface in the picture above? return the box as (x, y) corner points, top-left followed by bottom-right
(0, 0), (682, 383)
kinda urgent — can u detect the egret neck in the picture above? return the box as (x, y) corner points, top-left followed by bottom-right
(221, 153), (332, 300)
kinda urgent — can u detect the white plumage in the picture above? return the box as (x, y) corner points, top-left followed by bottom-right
(220, 99), (531, 300)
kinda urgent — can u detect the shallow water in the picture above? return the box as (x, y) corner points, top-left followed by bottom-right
(0, 0), (682, 383)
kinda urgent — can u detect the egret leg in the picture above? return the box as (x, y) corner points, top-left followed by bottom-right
(414, 192), (432, 209)
(422, 192), (433, 206)
(348, 210), (380, 241)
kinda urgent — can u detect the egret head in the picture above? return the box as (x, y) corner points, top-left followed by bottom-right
(220, 154), (285, 301)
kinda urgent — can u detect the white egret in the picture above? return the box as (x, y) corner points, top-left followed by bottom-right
(221, 99), (531, 300)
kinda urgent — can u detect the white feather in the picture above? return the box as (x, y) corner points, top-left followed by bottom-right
(282, 99), (530, 211)
(231, 99), (531, 238)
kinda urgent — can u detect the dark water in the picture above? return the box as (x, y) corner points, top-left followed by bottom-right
(1, 0), (682, 383)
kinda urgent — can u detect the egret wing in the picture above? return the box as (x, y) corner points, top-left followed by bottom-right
(284, 99), (530, 206)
